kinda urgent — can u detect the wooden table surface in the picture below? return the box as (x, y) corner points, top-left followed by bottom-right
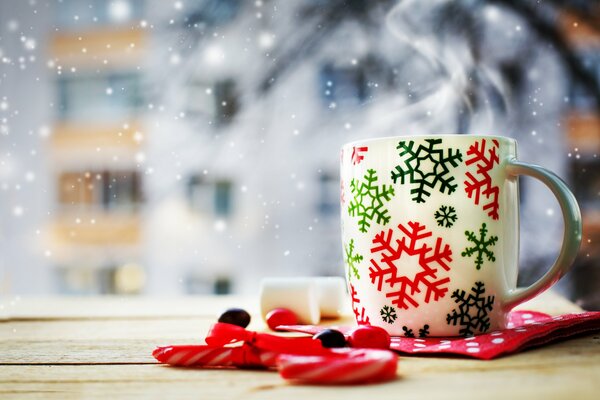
(1, 292), (599, 399)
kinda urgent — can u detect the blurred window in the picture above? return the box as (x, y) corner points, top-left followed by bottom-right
(56, 264), (144, 295)
(55, 267), (103, 295)
(318, 172), (340, 216)
(186, 79), (239, 125)
(55, 0), (144, 29)
(214, 79), (239, 125)
(186, 81), (214, 117)
(188, 175), (212, 213)
(58, 170), (142, 212)
(214, 181), (232, 216)
(185, 273), (232, 294)
(571, 157), (600, 210)
(319, 63), (368, 108)
(185, 0), (241, 27)
(188, 175), (233, 217)
(569, 52), (600, 112)
(102, 170), (142, 211)
(57, 72), (143, 122)
(59, 172), (96, 206)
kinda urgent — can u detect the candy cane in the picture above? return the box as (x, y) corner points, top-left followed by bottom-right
(153, 323), (399, 385)
(153, 345), (237, 367)
(153, 344), (280, 368)
(277, 348), (398, 384)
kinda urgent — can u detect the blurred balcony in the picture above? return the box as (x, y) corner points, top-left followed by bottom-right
(565, 113), (600, 154)
(52, 122), (143, 150)
(50, 27), (146, 68)
(581, 209), (600, 259)
(561, 10), (600, 46)
(52, 213), (141, 246)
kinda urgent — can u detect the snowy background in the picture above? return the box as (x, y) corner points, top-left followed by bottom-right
(0, 0), (598, 308)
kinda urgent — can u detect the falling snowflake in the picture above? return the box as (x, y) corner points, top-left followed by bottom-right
(402, 326), (415, 337)
(446, 281), (495, 336)
(434, 205), (457, 228)
(462, 223), (498, 270)
(380, 305), (397, 324)
(391, 139), (463, 203)
(350, 283), (370, 325)
(348, 168), (395, 233)
(464, 138), (500, 220)
(351, 146), (368, 165)
(369, 221), (453, 310)
(344, 238), (363, 281)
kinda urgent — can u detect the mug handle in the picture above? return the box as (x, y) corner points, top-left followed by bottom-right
(503, 160), (582, 309)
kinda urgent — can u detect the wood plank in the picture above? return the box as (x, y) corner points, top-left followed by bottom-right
(0, 291), (585, 364)
(0, 292), (598, 399)
(0, 342), (599, 400)
(0, 318), (209, 364)
(0, 317), (349, 364)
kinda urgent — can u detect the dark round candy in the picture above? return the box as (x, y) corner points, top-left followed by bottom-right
(218, 308), (251, 328)
(313, 329), (347, 348)
(348, 325), (391, 349)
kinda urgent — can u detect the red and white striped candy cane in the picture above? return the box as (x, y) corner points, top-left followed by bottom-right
(277, 348), (398, 384)
(153, 344), (279, 368)
(153, 345), (237, 367)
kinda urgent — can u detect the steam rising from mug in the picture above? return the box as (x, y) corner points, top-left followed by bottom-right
(380, 0), (512, 134)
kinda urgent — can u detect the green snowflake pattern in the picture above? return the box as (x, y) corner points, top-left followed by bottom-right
(462, 223), (498, 270)
(348, 169), (395, 233)
(391, 139), (463, 203)
(380, 305), (397, 324)
(434, 205), (458, 228)
(344, 238), (363, 281)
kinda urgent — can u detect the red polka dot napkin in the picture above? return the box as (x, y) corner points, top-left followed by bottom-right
(278, 310), (600, 360)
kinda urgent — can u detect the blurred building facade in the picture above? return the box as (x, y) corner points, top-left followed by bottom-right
(48, 0), (146, 294)
(0, 0), (598, 302)
(562, 7), (600, 308)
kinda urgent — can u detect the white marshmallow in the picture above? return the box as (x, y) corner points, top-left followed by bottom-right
(314, 277), (347, 318)
(259, 277), (320, 325)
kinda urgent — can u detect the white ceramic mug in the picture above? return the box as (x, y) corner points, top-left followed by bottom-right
(340, 135), (581, 337)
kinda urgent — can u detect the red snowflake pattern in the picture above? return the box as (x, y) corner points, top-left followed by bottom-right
(350, 283), (370, 325)
(464, 138), (500, 220)
(369, 221), (453, 310)
(351, 146), (368, 165)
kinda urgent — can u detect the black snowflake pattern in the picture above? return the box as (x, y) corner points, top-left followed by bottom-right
(446, 281), (495, 336)
(391, 139), (463, 203)
(462, 223), (498, 270)
(401, 324), (430, 338)
(434, 205), (457, 228)
(380, 305), (397, 324)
